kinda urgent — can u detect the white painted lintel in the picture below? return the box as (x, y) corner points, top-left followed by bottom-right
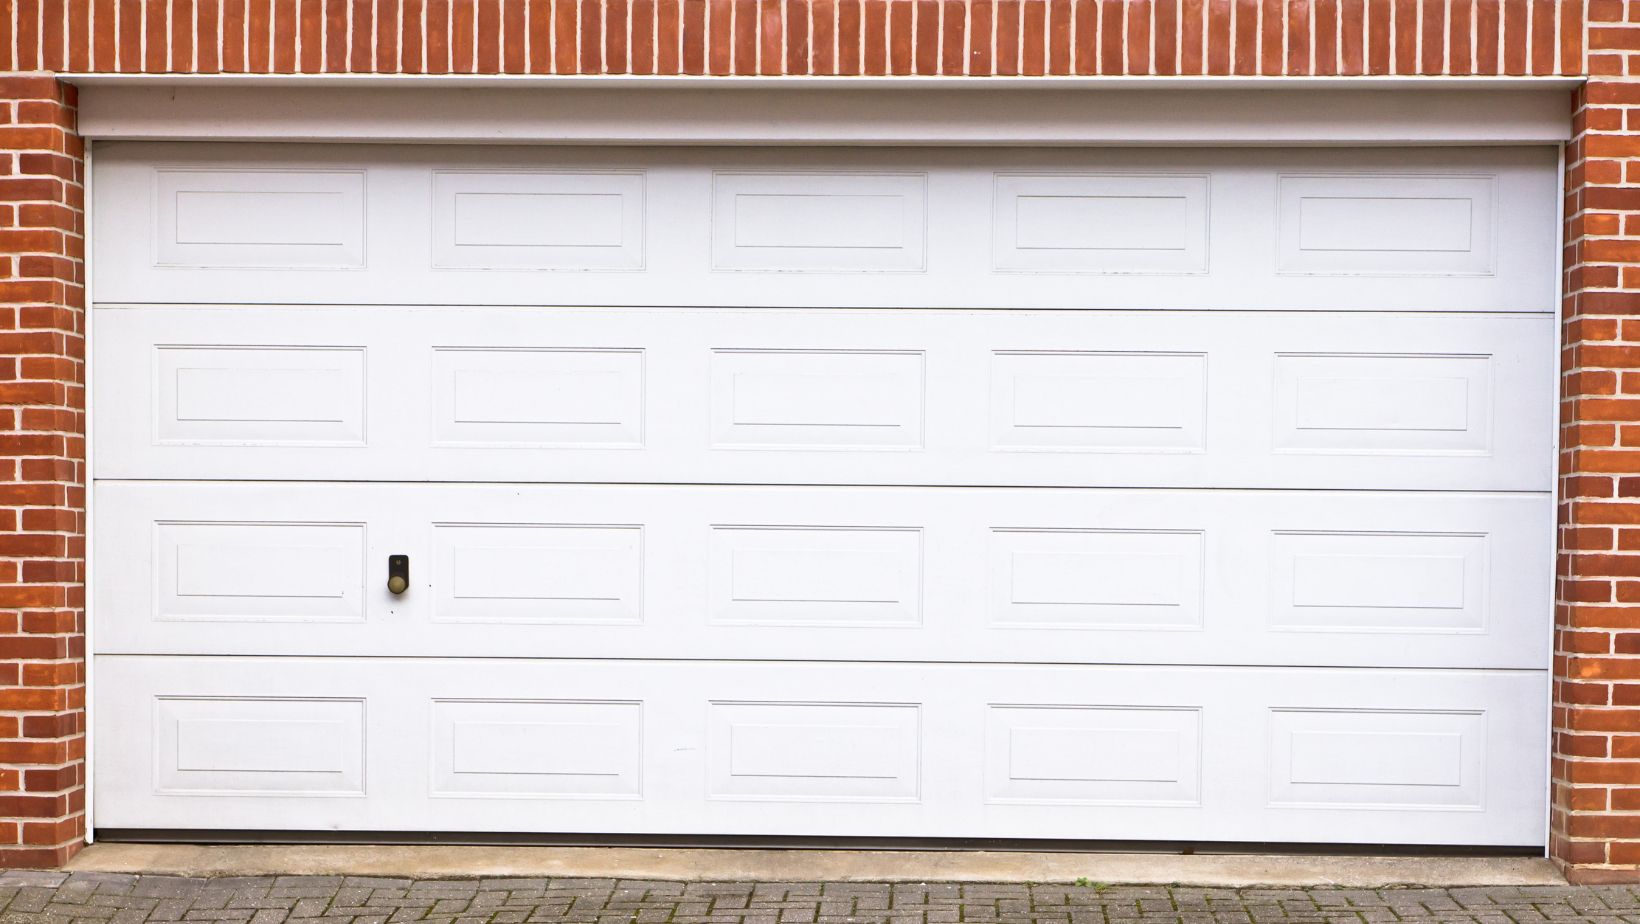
(73, 80), (1576, 145)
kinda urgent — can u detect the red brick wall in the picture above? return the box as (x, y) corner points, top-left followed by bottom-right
(0, 0), (1590, 76)
(1555, 0), (1640, 884)
(0, 71), (85, 870)
(0, 0), (1624, 876)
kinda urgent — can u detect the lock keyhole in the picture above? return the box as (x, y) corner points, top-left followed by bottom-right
(387, 554), (410, 595)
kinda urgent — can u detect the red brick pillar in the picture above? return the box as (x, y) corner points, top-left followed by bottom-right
(1553, 5), (1640, 872)
(0, 74), (86, 868)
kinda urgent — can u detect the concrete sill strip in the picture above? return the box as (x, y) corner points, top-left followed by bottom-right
(66, 844), (1564, 888)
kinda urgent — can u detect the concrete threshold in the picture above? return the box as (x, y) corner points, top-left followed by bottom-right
(67, 844), (1566, 888)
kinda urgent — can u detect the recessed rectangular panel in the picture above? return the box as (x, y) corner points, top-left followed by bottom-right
(155, 169), (366, 267)
(154, 697), (364, 795)
(431, 700), (642, 797)
(989, 530), (1204, 629)
(991, 352), (1206, 452)
(712, 173), (927, 272)
(431, 348), (644, 448)
(1270, 532), (1486, 633)
(156, 521), (365, 622)
(709, 702), (920, 801)
(986, 706), (1201, 805)
(432, 171), (645, 270)
(711, 350), (924, 450)
(709, 526), (922, 626)
(1278, 175), (1494, 275)
(432, 524), (642, 624)
(1275, 354), (1492, 454)
(155, 346), (366, 446)
(1269, 709), (1483, 809)
(993, 175), (1209, 273)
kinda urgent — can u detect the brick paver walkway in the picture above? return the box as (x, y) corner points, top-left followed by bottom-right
(1, 874), (1639, 924)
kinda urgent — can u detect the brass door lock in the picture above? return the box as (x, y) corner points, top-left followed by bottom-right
(387, 554), (410, 595)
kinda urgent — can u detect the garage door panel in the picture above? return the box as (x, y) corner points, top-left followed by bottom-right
(91, 140), (1556, 848)
(431, 170), (648, 271)
(95, 307), (1553, 490)
(152, 344), (370, 447)
(1274, 174), (1497, 276)
(92, 656), (1548, 845)
(94, 144), (1557, 311)
(154, 167), (369, 269)
(93, 482), (1550, 669)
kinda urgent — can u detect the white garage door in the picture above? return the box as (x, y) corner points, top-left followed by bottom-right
(90, 143), (1557, 846)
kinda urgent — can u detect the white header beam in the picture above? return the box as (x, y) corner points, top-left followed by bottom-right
(76, 83), (1574, 145)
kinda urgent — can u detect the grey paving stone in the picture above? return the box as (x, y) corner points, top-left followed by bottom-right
(7, 876), (1640, 924)
(0, 875), (68, 890)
